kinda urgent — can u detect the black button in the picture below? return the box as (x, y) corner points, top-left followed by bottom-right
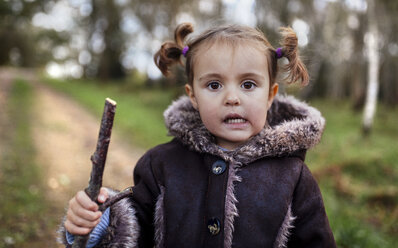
(207, 218), (221, 235)
(212, 160), (227, 175)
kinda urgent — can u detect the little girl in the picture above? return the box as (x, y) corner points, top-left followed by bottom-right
(60, 23), (336, 247)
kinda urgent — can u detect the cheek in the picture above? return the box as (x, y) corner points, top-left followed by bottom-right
(197, 104), (221, 134)
(247, 91), (269, 118)
(247, 103), (269, 129)
(198, 107), (218, 130)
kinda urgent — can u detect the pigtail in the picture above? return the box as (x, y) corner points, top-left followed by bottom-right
(154, 23), (194, 76)
(278, 27), (309, 85)
(175, 23), (193, 47)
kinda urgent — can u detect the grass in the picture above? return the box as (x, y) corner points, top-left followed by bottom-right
(41, 77), (398, 247)
(307, 99), (398, 247)
(0, 79), (50, 247)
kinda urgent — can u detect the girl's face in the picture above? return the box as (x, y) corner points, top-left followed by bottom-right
(185, 42), (278, 150)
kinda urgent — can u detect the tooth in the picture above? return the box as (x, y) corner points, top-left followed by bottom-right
(226, 118), (246, 124)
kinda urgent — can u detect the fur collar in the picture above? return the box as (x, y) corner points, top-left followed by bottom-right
(164, 95), (325, 164)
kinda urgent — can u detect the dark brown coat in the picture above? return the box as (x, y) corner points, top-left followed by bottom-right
(59, 95), (336, 248)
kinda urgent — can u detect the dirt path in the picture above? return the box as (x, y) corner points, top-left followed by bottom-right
(32, 81), (145, 204)
(1, 68), (145, 246)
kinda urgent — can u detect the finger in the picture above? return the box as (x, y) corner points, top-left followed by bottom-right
(68, 197), (77, 210)
(67, 208), (101, 229)
(98, 187), (109, 203)
(75, 190), (98, 211)
(67, 206), (101, 224)
(65, 219), (94, 235)
(67, 207), (101, 226)
(70, 202), (102, 221)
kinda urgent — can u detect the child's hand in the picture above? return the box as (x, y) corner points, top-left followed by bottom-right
(64, 187), (109, 235)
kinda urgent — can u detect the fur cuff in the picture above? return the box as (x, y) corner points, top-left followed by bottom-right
(57, 213), (72, 247)
(95, 188), (140, 248)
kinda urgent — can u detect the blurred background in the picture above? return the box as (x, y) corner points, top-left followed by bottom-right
(0, 0), (397, 247)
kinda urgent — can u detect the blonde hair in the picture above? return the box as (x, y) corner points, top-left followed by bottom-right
(154, 23), (309, 87)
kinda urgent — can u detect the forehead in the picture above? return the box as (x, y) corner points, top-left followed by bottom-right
(196, 37), (268, 55)
(193, 40), (269, 77)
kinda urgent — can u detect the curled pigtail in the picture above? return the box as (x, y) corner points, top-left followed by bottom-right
(175, 23), (193, 47)
(278, 27), (309, 85)
(154, 23), (194, 76)
(154, 42), (181, 76)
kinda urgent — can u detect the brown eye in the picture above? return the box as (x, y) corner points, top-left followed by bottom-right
(207, 81), (222, 90)
(241, 80), (256, 90)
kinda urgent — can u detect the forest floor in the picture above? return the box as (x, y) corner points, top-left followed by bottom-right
(0, 67), (144, 247)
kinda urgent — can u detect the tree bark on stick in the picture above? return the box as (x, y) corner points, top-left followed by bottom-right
(72, 98), (117, 248)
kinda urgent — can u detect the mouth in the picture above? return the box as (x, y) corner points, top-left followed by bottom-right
(223, 114), (247, 124)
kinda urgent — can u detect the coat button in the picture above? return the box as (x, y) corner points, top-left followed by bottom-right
(212, 160), (227, 175)
(207, 218), (221, 235)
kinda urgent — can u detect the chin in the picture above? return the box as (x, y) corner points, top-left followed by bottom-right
(225, 138), (250, 148)
(229, 135), (252, 143)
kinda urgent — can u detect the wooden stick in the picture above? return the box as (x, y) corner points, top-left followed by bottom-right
(72, 98), (116, 248)
(98, 187), (134, 212)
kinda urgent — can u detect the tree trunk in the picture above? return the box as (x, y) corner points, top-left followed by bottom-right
(362, 0), (380, 135)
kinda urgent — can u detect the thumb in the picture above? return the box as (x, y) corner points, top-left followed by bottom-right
(97, 187), (109, 203)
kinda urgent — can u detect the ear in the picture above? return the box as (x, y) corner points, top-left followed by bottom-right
(185, 84), (198, 109)
(267, 83), (278, 109)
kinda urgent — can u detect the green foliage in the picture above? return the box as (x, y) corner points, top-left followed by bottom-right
(0, 80), (49, 247)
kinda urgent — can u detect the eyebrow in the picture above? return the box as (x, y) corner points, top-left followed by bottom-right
(198, 72), (265, 82)
(198, 73), (223, 82)
(239, 72), (265, 80)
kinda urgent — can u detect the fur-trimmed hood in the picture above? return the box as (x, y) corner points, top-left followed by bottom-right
(164, 95), (325, 164)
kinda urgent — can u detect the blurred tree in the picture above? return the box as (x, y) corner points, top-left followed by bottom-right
(90, 0), (125, 80)
(378, 0), (398, 106)
(254, 0), (398, 108)
(0, 0), (53, 66)
(362, 0), (379, 135)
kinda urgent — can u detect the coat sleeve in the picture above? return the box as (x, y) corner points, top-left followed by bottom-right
(57, 151), (160, 248)
(287, 163), (336, 248)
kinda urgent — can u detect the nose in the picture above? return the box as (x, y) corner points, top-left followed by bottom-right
(224, 88), (240, 106)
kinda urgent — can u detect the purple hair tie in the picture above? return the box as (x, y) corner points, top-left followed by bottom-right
(276, 47), (283, 59)
(182, 46), (189, 57)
